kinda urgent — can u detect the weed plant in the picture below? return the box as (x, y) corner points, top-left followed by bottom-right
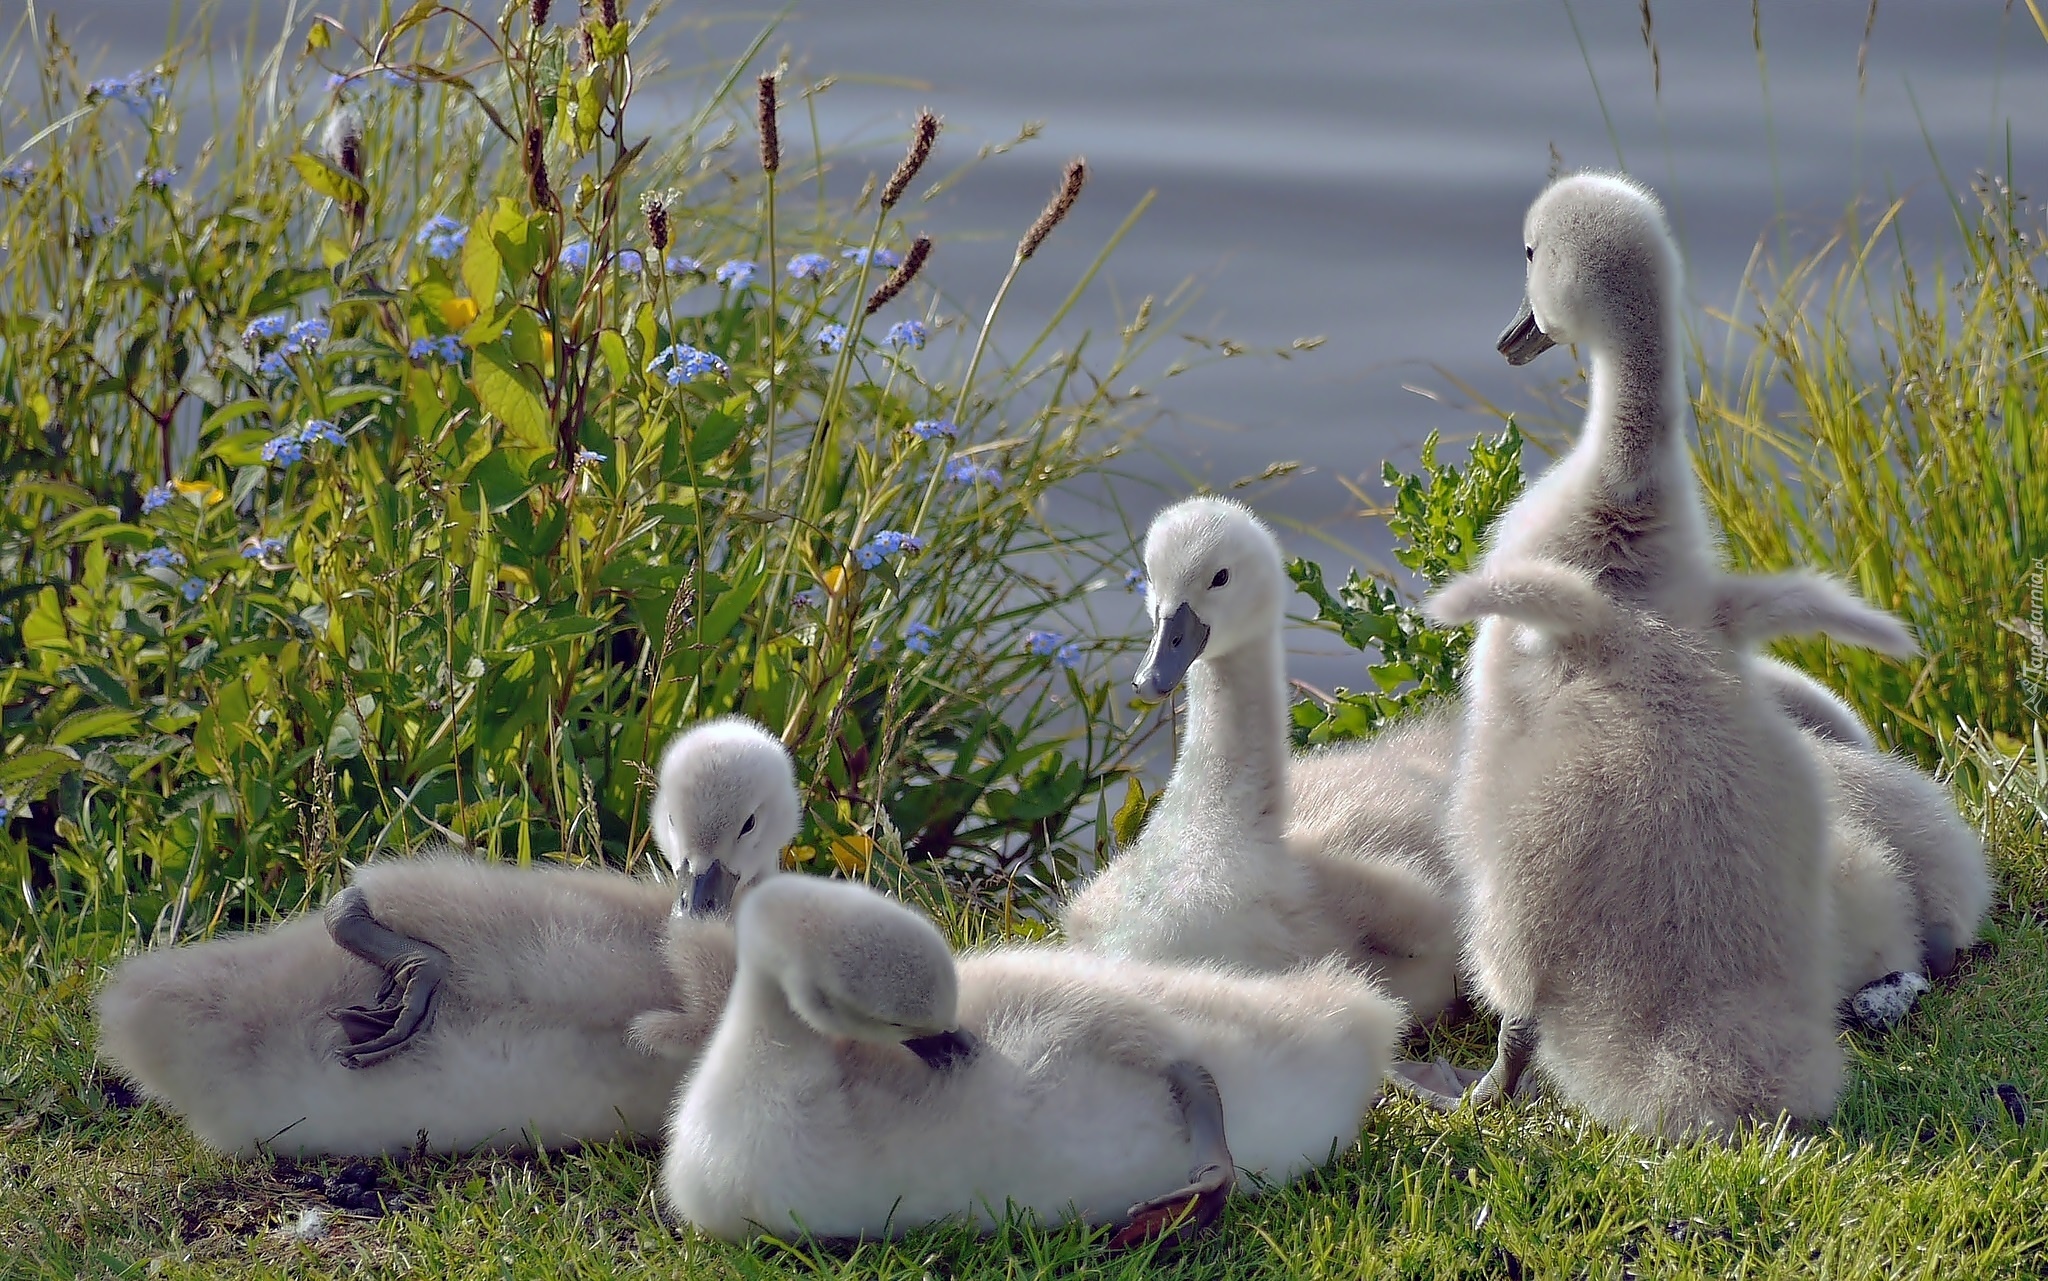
(0, 2), (1163, 957)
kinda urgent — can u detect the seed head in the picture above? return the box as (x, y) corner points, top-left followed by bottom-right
(757, 73), (780, 175)
(880, 110), (940, 209)
(322, 106), (366, 181)
(863, 233), (932, 316)
(642, 192), (670, 251)
(525, 126), (557, 211)
(1018, 158), (1086, 261)
(530, 0), (551, 25)
(598, 0), (620, 26)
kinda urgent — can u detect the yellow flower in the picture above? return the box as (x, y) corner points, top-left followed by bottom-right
(439, 296), (480, 330)
(783, 844), (812, 870)
(171, 478), (224, 506)
(820, 565), (848, 595)
(829, 833), (875, 876)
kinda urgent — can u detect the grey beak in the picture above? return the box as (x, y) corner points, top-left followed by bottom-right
(684, 860), (740, 917)
(1133, 601), (1210, 701)
(903, 1027), (980, 1071)
(1498, 296), (1557, 366)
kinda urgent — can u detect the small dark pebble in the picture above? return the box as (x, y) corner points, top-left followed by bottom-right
(1914, 1117), (1943, 1145)
(1487, 1246), (1525, 1280)
(335, 1161), (379, 1189)
(1987, 1083), (2030, 1127)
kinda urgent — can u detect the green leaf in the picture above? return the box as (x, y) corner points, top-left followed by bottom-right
(21, 587), (65, 654)
(56, 664), (132, 709)
(52, 706), (143, 747)
(200, 399), (272, 435)
(290, 152), (367, 207)
(503, 613), (604, 652)
(1111, 776), (1151, 849)
(488, 198), (546, 284)
(597, 329), (630, 386)
(472, 343), (553, 450)
(461, 207), (504, 306)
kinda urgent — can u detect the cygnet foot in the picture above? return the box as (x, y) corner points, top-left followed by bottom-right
(1385, 1058), (1488, 1112)
(902, 1027), (980, 1071)
(1468, 1015), (1539, 1109)
(1844, 970), (1930, 1033)
(1108, 1060), (1235, 1252)
(324, 886), (451, 1068)
(1922, 925), (1960, 982)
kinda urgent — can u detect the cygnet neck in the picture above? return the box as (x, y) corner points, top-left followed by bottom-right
(1173, 623), (1290, 841)
(1582, 288), (1688, 505)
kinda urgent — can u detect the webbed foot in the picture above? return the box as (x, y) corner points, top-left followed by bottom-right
(324, 886), (451, 1068)
(1923, 924), (1960, 982)
(1467, 1014), (1539, 1110)
(1108, 1059), (1235, 1253)
(1844, 970), (1930, 1033)
(1385, 1058), (1487, 1112)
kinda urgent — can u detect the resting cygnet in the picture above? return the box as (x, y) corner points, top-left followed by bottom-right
(1425, 558), (1918, 1137)
(1060, 496), (1460, 1020)
(665, 875), (1402, 1246)
(94, 716), (797, 1156)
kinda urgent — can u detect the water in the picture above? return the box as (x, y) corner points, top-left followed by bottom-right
(57, 0), (2048, 686)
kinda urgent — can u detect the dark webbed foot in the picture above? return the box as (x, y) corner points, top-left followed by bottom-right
(903, 1027), (980, 1072)
(1108, 1060), (1235, 1253)
(1468, 1015), (1539, 1109)
(324, 886), (451, 1068)
(1923, 924), (1960, 982)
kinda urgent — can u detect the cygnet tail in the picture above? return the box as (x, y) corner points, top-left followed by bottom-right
(1425, 559), (1612, 638)
(1710, 572), (1918, 656)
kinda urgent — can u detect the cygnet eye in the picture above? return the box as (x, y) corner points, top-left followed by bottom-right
(1209, 568), (1229, 589)
(1525, 244), (1535, 262)
(738, 813), (756, 837)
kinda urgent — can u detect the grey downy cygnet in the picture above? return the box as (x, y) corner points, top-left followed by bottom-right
(94, 716), (796, 1156)
(1061, 495), (1460, 1022)
(1426, 556), (1918, 1137)
(665, 875), (1402, 1246)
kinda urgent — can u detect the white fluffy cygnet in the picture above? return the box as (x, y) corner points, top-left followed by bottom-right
(95, 716), (796, 1156)
(665, 876), (1402, 1245)
(1062, 496), (1460, 1021)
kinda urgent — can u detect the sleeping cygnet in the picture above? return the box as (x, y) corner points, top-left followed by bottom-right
(665, 875), (1403, 1246)
(1062, 496), (1460, 1022)
(94, 716), (797, 1156)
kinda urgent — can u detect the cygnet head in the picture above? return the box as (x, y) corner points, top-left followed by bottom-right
(736, 876), (964, 1053)
(1132, 496), (1287, 701)
(1498, 172), (1681, 366)
(652, 716), (800, 918)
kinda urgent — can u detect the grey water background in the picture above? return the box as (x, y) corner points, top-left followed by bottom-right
(62, 0), (2048, 694)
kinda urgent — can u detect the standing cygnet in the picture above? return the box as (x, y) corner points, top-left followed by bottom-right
(1425, 558), (1918, 1136)
(1060, 496), (1460, 1020)
(95, 716), (797, 1156)
(664, 876), (1402, 1245)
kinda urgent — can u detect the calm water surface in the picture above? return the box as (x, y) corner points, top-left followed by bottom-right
(59, 1), (2048, 682)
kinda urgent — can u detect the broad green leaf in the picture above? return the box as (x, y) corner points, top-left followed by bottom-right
(472, 343), (552, 451)
(52, 706), (143, 747)
(461, 207), (504, 306)
(1111, 775), (1150, 849)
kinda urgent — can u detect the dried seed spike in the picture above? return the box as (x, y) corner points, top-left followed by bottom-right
(757, 73), (780, 175)
(1017, 158), (1086, 261)
(642, 191), (670, 252)
(880, 109), (940, 208)
(530, 0), (551, 25)
(598, 0), (620, 27)
(864, 234), (932, 316)
(525, 125), (557, 211)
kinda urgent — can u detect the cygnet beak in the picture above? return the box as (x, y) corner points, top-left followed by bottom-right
(681, 859), (741, 918)
(902, 1027), (980, 1071)
(1133, 601), (1210, 702)
(1498, 296), (1557, 366)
